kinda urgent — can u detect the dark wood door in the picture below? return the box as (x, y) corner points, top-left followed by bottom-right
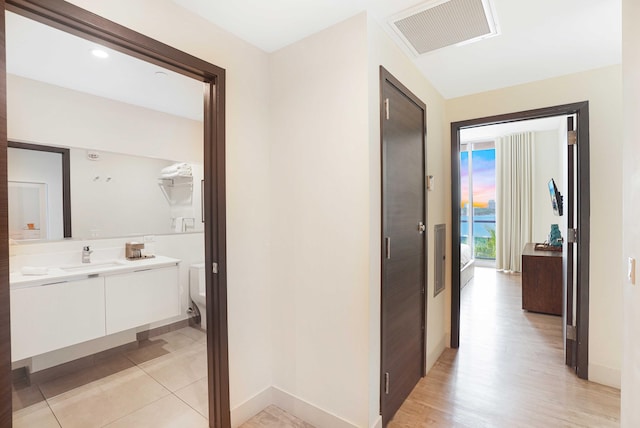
(380, 68), (426, 425)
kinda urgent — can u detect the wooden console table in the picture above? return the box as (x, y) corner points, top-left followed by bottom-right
(521, 243), (562, 316)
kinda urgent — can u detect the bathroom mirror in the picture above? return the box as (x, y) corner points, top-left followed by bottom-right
(6, 10), (204, 241)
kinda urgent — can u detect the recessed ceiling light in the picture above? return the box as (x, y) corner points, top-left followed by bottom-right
(91, 48), (109, 59)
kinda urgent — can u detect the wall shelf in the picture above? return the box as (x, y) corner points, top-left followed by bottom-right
(158, 176), (193, 205)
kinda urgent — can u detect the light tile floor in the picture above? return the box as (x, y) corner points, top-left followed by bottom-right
(12, 326), (311, 428)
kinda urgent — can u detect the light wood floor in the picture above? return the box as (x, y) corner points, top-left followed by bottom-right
(389, 267), (620, 427)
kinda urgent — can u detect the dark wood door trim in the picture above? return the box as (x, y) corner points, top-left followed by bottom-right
(450, 102), (590, 379)
(380, 66), (428, 424)
(0, 2), (10, 425)
(0, 1), (229, 426)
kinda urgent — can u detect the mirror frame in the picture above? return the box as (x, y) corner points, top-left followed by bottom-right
(8, 141), (71, 238)
(0, 1), (229, 427)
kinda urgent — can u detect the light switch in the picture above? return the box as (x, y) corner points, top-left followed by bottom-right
(628, 257), (636, 285)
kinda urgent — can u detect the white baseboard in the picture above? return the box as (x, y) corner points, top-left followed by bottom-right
(426, 333), (447, 373)
(589, 363), (621, 389)
(271, 387), (358, 428)
(231, 386), (274, 427)
(370, 415), (383, 428)
(231, 386), (358, 428)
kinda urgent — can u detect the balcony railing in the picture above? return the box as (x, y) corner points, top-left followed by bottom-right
(460, 219), (496, 260)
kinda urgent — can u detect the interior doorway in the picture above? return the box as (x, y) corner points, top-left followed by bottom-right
(450, 102), (590, 379)
(0, 1), (229, 427)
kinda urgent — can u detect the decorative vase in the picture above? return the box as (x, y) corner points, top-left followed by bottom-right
(548, 224), (562, 247)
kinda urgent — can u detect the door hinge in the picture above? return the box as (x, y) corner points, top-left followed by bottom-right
(384, 372), (390, 394)
(568, 130), (577, 146)
(384, 98), (390, 120)
(212, 262), (218, 274)
(567, 325), (577, 341)
(567, 228), (578, 243)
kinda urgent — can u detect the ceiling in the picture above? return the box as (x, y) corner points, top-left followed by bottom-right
(173, 0), (622, 99)
(4, 1), (621, 121)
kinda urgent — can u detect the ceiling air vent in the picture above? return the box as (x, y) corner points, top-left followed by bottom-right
(389, 0), (499, 56)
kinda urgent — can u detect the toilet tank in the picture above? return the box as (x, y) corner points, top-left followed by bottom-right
(189, 263), (206, 303)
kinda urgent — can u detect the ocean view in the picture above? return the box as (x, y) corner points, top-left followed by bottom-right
(460, 214), (496, 239)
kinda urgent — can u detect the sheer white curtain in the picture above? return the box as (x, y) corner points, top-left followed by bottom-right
(495, 132), (534, 272)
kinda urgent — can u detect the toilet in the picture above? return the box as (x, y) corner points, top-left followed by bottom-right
(189, 263), (206, 330)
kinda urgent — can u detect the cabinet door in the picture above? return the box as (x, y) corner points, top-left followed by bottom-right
(105, 266), (180, 334)
(10, 277), (106, 361)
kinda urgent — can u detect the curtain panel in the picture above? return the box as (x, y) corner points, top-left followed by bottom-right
(495, 132), (534, 272)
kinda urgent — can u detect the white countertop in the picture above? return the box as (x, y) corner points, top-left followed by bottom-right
(10, 255), (181, 289)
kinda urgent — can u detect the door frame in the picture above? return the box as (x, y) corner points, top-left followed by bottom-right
(379, 66), (428, 422)
(0, 1), (229, 426)
(450, 102), (590, 379)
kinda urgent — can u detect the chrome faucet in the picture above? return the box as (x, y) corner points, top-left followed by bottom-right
(82, 246), (93, 263)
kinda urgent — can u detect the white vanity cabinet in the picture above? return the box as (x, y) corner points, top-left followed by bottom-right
(10, 256), (181, 361)
(11, 277), (106, 362)
(105, 265), (180, 334)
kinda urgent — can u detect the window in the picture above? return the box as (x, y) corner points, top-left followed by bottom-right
(460, 141), (496, 261)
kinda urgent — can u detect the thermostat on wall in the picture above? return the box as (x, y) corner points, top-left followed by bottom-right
(87, 151), (100, 161)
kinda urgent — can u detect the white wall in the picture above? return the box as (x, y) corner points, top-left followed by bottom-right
(446, 65), (623, 388)
(268, 14), (451, 428)
(367, 16), (449, 428)
(269, 14), (370, 427)
(621, 0), (640, 424)
(532, 130), (564, 243)
(64, 0), (273, 419)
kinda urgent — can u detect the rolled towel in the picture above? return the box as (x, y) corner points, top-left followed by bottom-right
(161, 170), (179, 178)
(161, 164), (179, 175)
(161, 162), (190, 175)
(21, 266), (49, 276)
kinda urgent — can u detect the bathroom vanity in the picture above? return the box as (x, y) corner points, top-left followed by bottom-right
(9, 256), (180, 361)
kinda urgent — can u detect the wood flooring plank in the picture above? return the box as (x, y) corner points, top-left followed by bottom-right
(388, 268), (620, 427)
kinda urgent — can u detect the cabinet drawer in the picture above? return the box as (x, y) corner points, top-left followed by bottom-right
(105, 265), (179, 334)
(11, 277), (106, 361)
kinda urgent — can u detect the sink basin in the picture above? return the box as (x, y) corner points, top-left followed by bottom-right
(61, 261), (124, 272)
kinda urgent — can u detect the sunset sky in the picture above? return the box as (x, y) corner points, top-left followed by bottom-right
(460, 149), (496, 208)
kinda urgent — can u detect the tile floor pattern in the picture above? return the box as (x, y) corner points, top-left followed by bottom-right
(12, 327), (311, 428)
